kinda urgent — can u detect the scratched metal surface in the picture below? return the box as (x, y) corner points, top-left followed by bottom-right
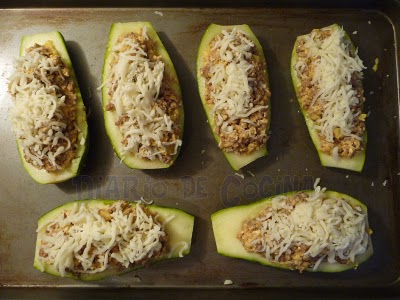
(0, 7), (399, 289)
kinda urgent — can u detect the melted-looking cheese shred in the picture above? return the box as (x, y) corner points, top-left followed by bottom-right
(37, 201), (180, 277)
(255, 180), (369, 270)
(107, 28), (181, 162)
(295, 27), (365, 144)
(208, 28), (268, 135)
(8, 45), (72, 169)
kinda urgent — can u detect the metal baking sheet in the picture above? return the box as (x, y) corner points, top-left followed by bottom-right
(0, 4), (399, 292)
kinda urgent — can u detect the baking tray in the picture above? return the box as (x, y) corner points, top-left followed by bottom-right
(0, 0), (399, 297)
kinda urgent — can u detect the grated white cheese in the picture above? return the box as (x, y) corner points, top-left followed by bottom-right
(105, 28), (181, 162)
(251, 181), (369, 269)
(295, 27), (365, 145)
(235, 172), (244, 179)
(37, 201), (172, 276)
(224, 279), (234, 285)
(8, 44), (74, 170)
(207, 28), (268, 139)
(168, 241), (189, 258)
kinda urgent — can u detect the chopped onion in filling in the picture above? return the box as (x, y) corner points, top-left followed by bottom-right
(8, 44), (74, 170)
(37, 201), (175, 276)
(105, 28), (181, 163)
(295, 27), (365, 144)
(239, 180), (371, 271)
(205, 28), (269, 150)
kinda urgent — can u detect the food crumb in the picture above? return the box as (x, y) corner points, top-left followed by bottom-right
(305, 168), (308, 171)
(372, 58), (379, 72)
(247, 171), (255, 177)
(154, 11), (164, 16)
(369, 91), (374, 95)
(352, 31), (358, 35)
(278, 169), (281, 172)
(201, 161), (204, 165)
(201, 149), (205, 154)
(368, 21), (371, 24)
(289, 98), (293, 103)
(176, 202), (178, 205)
(235, 173), (244, 179)
(386, 74), (390, 78)
(384, 48), (387, 51)
(383, 180), (388, 187)
(276, 157), (279, 161)
(224, 279), (234, 285)
(371, 181), (374, 187)
(397, 172), (400, 176)
(346, 175), (349, 178)
(138, 197), (154, 205)
(297, 110), (300, 113)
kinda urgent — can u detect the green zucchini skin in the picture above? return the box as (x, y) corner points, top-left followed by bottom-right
(290, 24), (366, 172)
(101, 22), (184, 169)
(196, 24), (271, 171)
(34, 199), (194, 281)
(16, 31), (88, 184)
(211, 190), (373, 272)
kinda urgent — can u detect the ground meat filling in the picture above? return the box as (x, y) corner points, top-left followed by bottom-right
(238, 191), (371, 272)
(38, 201), (169, 276)
(8, 43), (78, 172)
(238, 193), (320, 271)
(201, 29), (270, 154)
(106, 31), (181, 164)
(295, 28), (366, 158)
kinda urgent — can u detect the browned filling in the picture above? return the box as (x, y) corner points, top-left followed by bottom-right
(39, 201), (169, 274)
(106, 32), (181, 164)
(237, 193), (351, 272)
(295, 28), (366, 158)
(9, 43), (78, 172)
(200, 30), (271, 155)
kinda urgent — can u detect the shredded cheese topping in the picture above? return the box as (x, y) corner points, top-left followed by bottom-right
(244, 180), (370, 271)
(106, 28), (182, 162)
(37, 201), (179, 276)
(207, 28), (268, 143)
(295, 27), (365, 144)
(8, 44), (74, 170)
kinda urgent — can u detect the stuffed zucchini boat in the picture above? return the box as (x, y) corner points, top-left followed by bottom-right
(34, 199), (194, 280)
(291, 24), (367, 172)
(101, 22), (183, 169)
(197, 24), (271, 171)
(212, 180), (373, 272)
(8, 31), (88, 184)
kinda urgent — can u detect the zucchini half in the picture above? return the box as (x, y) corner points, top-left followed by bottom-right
(34, 199), (194, 280)
(290, 24), (366, 172)
(15, 31), (88, 184)
(101, 22), (184, 169)
(196, 24), (271, 171)
(211, 190), (373, 272)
